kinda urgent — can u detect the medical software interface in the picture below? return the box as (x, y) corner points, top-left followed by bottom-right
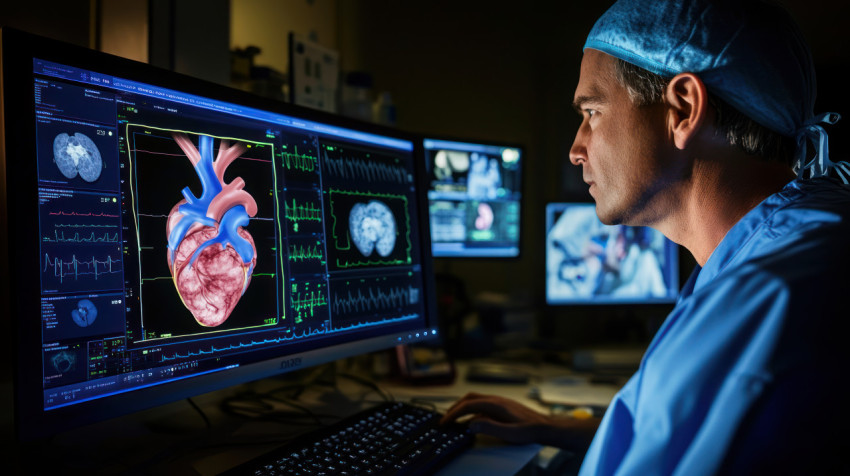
(546, 203), (679, 305)
(424, 139), (522, 257)
(33, 58), (430, 411)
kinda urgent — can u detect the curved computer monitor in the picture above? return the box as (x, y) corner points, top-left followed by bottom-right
(422, 137), (523, 258)
(545, 203), (679, 305)
(1, 28), (439, 440)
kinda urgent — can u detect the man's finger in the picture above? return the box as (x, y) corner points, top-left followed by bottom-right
(469, 418), (538, 445)
(444, 392), (486, 415)
(440, 397), (519, 425)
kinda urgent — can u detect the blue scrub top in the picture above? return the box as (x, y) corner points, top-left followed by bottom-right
(579, 178), (850, 475)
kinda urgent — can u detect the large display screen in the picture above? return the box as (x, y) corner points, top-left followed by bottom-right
(546, 203), (679, 305)
(1, 29), (438, 439)
(423, 138), (522, 258)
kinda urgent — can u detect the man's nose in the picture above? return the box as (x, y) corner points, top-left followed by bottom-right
(569, 127), (587, 166)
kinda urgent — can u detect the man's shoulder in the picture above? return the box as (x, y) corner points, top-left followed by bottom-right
(782, 177), (850, 217)
(745, 178), (850, 257)
(702, 179), (850, 303)
(710, 180), (850, 316)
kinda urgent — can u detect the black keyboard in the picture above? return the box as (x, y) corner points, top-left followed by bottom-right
(221, 401), (474, 475)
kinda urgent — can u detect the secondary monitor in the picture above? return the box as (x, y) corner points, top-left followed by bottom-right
(1, 28), (439, 440)
(545, 203), (679, 305)
(422, 137), (522, 258)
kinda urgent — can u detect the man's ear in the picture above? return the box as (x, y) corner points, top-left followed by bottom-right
(665, 73), (709, 150)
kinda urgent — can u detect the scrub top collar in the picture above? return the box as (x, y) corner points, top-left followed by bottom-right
(691, 180), (802, 294)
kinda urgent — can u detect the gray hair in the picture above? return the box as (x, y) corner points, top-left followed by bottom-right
(612, 58), (795, 165)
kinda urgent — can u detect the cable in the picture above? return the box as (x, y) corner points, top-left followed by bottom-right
(187, 397), (211, 429)
(336, 371), (393, 402)
(220, 390), (338, 425)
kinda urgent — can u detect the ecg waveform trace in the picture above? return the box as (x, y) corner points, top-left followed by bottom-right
(292, 291), (329, 320)
(43, 253), (123, 283)
(289, 243), (324, 262)
(282, 146), (318, 172)
(159, 313), (420, 362)
(323, 149), (410, 184)
(332, 285), (420, 315)
(49, 211), (121, 218)
(285, 198), (322, 223)
(43, 230), (120, 244)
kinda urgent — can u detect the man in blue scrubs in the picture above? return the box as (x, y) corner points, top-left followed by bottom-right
(442, 1), (850, 474)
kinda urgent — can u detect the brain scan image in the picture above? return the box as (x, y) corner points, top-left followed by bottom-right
(53, 132), (103, 182)
(349, 200), (397, 257)
(71, 299), (98, 327)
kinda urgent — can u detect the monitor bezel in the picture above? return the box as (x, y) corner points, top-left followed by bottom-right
(421, 133), (525, 260)
(544, 201), (680, 306)
(1, 27), (440, 441)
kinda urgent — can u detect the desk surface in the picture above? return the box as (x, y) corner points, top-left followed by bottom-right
(383, 359), (619, 476)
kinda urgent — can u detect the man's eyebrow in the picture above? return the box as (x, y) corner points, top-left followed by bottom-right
(572, 95), (606, 113)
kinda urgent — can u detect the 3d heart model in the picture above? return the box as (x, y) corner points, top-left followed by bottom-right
(166, 134), (258, 327)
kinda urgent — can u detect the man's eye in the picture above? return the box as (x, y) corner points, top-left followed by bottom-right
(586, 109), (597, 117)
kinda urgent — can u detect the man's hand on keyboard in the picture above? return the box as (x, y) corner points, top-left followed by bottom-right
(440, 392), (600, 449)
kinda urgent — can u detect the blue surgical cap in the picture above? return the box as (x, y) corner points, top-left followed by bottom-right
(584, 0), (847, 182)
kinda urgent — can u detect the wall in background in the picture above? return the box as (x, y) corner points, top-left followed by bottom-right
(100, 0), (148, 63)
(231, 0), (339, 76)
(0, 0), (92, 47)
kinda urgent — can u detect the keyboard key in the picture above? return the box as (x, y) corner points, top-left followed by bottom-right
(221, 402), (472, 476)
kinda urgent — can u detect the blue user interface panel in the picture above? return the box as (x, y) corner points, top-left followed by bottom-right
(30, 57), (433, 413)
(423, 138), (522, 258)
(545, 203), (679, 305)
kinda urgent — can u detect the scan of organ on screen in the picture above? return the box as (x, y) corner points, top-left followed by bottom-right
(129, 126), (276, 338)
(546, 204), (674, 304)
(53, 132), (104, 182)
(165, 133), (259, 328)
